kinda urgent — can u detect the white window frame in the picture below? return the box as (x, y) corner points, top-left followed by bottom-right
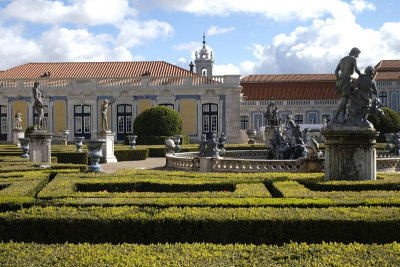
(118, 116), (124, 133)
(75, 117), (82, 133)
(203, 116), (210, 132)
(84, 116), (90, 133)
(126, 116), (132, 133)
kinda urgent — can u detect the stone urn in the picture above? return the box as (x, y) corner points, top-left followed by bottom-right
(19, 138), (30, 158)
(74, 137), (85, 152)
(59, 130), (69, 146)
(247, 129), (257, 144)
(174, 134), (182, 153)
(86, 139), (106, 172)
(127, 135), (137, 149)
(384, 133), (394, 151)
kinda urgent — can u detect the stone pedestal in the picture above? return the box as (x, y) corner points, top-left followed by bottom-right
(26, 130), (53, 165)
(264, 127), (276, 148)
(322, 125), (379, 181)
(13, 129), (24, 147)
(96, 131), (117, 163)
(199, 157), (213, 173)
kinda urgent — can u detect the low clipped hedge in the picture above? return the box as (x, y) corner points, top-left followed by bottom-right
(1, 242), (399, 266)
(0, 206), (399, 244)
(53, 152), (88, 165)
(135, 135), (189, 145)
(114, 149), (148, 161)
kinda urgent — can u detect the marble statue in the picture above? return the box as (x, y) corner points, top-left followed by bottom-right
(333, 47), (361, 123)
(32, 81), (45, 130)
(101, 99), (115, 132)
(14, 111), (22, 130)
(346, 66), (383, 127)
(198, 133), (227, 158)
(264, 101), (281, 127)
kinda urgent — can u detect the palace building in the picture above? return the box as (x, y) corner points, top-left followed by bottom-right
(0, 39), (242, 143)
(240, 60), (400, 132)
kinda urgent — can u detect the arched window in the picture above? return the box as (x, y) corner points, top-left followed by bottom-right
(202, 68), (207, 76)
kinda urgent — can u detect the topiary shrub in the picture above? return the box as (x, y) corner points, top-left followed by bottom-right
(368, 107), (400, 142)
(133, 106), (182, 137)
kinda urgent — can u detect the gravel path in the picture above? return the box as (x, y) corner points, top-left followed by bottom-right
(101, 157), (166, 174)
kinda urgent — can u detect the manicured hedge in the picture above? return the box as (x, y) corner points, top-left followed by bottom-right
(0, 206), (399, 244)
(53, 152), (88, 165)
(1, 241), (399, 266)
(114, 149), (148, 161)
(135, 135), (189, 145)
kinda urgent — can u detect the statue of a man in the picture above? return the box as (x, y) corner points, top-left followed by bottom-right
(333, 47), (362, 123)
(101, 99), (115, 132)
(14, 111), (22, 130)
(32, 81), (45, 130)
(347, 66), (380, 127)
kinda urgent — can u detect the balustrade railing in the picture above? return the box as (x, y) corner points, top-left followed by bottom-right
(0, 75), (239, 90)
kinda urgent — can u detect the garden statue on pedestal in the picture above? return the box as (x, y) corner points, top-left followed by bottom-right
(14, 111), (22, 130)
(264, 100), (281, 127)
(322, 48), (385, 181)
(32, 82), (45, 130)
(333, 47), (362, 123)
(101, 99), (116, 132)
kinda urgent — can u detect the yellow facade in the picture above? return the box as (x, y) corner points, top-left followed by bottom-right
(54, 100), (66, 135)
(180, 99), (197, 135)
(138, 100), (152, 114)
(98, 100), (112, 131)
(12, 101), (27, 130)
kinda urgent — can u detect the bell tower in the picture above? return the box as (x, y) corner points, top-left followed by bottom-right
(194, 33), (214, 76)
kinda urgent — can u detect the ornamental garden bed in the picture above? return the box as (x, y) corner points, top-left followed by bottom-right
(0, 151), (399, 264)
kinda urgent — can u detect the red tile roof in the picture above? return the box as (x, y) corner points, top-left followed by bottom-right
(0, 61), (196, 79)
(241, 74), (336, 83)
(374, 60), (400, 81)
(241, 74), (338, 100)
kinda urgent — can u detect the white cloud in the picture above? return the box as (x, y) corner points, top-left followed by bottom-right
(149, 0), (369, 22)
(351, 0), (376, 13)
(0, 25), (134, 70)
(240, 18), (400, 76)
(213, 63), (240, 75)
(207, 26), (235, 36)
(117, 19), (174, 48)
(173, 41), (200, 51)
(178, 57), (187, 64)
(1, 0), (136, 26)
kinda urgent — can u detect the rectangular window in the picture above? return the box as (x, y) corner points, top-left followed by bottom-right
(84, 106), (91, 113)
(126, 116), (132, 133)
(379, 91), (388, 107)
(126, 105), (132, 113)
(44, 106), (48, 113)
(75, 117), (82, 133)
(84, 116), (90, 133)
(295, 115), (303, 124)
(75, 106), (82, 113)
(211, 104), (218, 112)
(202, 105), (209, 112)
(322, 114), (331, 124)
(118, 106), (124, 113)
(43, 117), (48, 129)
(203, 116), (209, 132)
(118, 116), (124, 133)
(1, 107), (7, 114)
(240, 115), (249, 130)
(1, 117), (6, 134)
(211, 115), (217, 132)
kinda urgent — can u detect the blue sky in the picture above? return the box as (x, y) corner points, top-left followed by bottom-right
(0, 0), (399, 76)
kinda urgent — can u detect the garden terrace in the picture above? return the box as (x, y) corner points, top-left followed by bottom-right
(0, 146), (399, 265)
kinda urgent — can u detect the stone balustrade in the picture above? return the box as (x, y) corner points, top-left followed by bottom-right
(0, 75), (240, 90)
(166, 150), (400, 173)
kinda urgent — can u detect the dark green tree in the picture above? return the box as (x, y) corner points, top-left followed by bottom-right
(133, 106), (182, 136)
(368, 107), (400, 142)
